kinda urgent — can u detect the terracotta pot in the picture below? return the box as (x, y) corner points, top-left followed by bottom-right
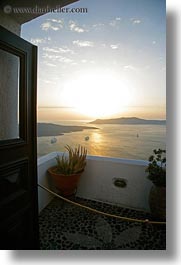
(48, 166), (83, 197)
(149, 185), (166, 220)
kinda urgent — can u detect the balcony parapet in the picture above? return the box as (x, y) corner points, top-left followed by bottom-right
(38, 152), (152, 213)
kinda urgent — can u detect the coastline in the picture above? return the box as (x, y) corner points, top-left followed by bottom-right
(37, 123), (98, 137)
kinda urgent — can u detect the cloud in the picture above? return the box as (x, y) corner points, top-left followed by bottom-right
(42, 44), (75, 64)
(42, 53), (59, 60)
(41, 18), (87, 33)
(92, 23), (105, 31)
(30, 37), (51, 45)
(31, 38), (45, 45)
(42, 53), (73, 64)
(110, 44), (119, 50)
(145, 65), (151, 70)
(131, 18), (142, 25)
(109, 18), (122, 27)
(43, 46), (74, 54)
(58, 47), (74, 54)
(123, 65), (137, 71)
(43, 47), (59, 53)
(71, 62), (78, 66)
(41, 19), (63, 31)
(41, 21), (59, 31)
(109, 20), (117, 27)
(73, 40), (94, 47)
(40, 79), (56, 85)
(59, 57), (73, 63)
(69, 20), (86, 33)
(47, 19), (63, 24)
(101, 43), (107, 48)
(43, 61), (57, 67)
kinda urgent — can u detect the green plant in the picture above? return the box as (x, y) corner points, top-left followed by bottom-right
(145, 149), (166, 187)
(55, 145), (87, 175)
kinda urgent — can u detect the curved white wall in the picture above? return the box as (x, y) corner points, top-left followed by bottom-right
(38, 152), (152, 212)
(76, 156), (152, 211)
(38, 152), (57, 212)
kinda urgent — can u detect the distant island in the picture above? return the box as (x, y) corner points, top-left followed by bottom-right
(38, 123), (98, 137)
(89, 117), (166, 125)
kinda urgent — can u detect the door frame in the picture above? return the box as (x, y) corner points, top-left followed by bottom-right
(0, 25), (39, 249)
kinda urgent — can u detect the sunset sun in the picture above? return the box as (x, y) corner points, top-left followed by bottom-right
(62, 71), (133, 118)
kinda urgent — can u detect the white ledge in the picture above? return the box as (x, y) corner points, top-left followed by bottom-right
(38, 152), (149, 167)
(38, 152), (57, 166)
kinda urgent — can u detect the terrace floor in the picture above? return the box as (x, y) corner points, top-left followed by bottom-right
(39, 197), (166, 250)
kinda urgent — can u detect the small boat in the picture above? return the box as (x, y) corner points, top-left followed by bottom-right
(51, 137), (57, 144)
(85, 136), (89, 141)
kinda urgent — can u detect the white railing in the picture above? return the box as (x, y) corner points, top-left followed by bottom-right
(38, 152), (152, 213)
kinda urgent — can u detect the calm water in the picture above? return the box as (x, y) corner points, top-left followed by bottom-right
(37, 120), (166, 161)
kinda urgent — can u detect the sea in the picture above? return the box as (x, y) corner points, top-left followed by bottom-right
(37, 120), (166, 161)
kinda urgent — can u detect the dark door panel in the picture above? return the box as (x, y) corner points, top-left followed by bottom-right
(1, 206), (37, 250)
(0, 159), (30, 220)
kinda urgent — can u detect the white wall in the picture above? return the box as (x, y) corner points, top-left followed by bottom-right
(38, 152), (57, 212)
(38, 152), (152, 213)
(76, 156), (152, 212)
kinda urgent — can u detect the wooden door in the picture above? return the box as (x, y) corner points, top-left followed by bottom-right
(0, 26), (39, 249)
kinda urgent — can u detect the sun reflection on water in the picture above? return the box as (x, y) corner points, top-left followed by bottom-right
(91, 131), (102, 143)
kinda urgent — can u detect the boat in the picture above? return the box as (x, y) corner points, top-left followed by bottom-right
(51, 137), (57, 144)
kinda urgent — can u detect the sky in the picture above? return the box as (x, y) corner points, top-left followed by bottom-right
(21, 0), (166, 121)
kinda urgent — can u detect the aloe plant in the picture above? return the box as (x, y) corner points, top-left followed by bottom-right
(56, 145), (87, 175)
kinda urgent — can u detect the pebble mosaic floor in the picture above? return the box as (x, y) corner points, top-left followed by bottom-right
(39, 197), (166, 250)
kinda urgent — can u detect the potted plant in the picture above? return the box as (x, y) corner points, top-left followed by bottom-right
(145, 148), (166, 219)
(48, 145), (87, 197)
